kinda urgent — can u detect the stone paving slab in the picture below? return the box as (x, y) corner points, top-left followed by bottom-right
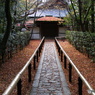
(30, 41), (71, 95)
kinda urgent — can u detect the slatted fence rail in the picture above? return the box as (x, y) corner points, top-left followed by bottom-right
(55, 37), (95, 95)
(2, 37), (45, 95)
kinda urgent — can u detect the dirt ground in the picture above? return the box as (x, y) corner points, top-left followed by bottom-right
(0, 40), (40, 95)
(59, 40), (95, 95)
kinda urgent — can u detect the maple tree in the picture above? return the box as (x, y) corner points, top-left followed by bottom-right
(0, 0), (39, 63)
(65, 0), (95, 32)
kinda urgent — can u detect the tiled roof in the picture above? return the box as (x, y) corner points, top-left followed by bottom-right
(28, 9), (68, 18)
(36, 16), (63, 21)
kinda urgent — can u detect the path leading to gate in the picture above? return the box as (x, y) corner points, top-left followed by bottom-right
(30, 40), (71, 95)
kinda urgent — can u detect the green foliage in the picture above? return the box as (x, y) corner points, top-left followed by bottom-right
(0, 30), (31, 63)
(0, 1), (6, 33)
(0, 0), (36, 33)
(0, 31), (31, 55)
(63, 15), (72, 26)
(7, 31), (31, 51)
(66, 0), (95, 32)
(66, 31), (95, 61)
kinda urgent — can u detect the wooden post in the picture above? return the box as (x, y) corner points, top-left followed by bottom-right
(64, 55), (67, 69)
(33, 56), (36, 70)
(56, 42), (59, 49)
(58, 47), (60, 56)
(69, 63), (72, 83)
(78, 77), (83, 95)
(61, 51), (63, 62)
(28, 64), (31, 82)
(36, 51), (39, 62)
(56, 42), (57, 48)
(39, 47), (41, 56)
(17, 79), (22, 95)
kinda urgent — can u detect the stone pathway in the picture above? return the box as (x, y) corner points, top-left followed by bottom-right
(30, 41), (71, 95)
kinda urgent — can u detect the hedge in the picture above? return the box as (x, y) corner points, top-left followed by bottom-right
(0, 31), (31, 63)
(66, 31), (95, 61)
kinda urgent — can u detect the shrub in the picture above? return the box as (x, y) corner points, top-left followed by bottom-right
(66, 31), (95, 61)
(7, 31), (31, 52)
(0, 31), (31, 63)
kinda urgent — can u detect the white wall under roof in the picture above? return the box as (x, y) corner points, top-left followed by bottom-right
(31, 27), (66, 39)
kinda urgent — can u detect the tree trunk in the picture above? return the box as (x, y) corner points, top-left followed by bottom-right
(91, 0), (94, 32)
(1, 0), (12, 63)
(78, 0), (84, 31)
(70, 0), (78, 26)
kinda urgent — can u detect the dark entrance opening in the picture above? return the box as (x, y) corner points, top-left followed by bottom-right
(40, 22), (58, 38)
